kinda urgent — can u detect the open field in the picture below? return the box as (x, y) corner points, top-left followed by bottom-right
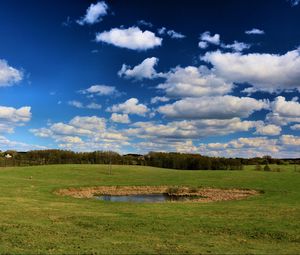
(0, 164), (299, 254)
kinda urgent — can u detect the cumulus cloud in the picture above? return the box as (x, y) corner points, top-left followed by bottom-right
(96, 27), (162, 50)
(134, 139), (198, 154)
(68, 100), (83, 108)
(126, 118), (259, 141)
(86, 103), (102, 109)
(68, 100), (101, 110)
(0, 59), (23, 87)
(198, 31), (249, 52)
(158, 96), (268, 119)
(69, 116), (106, 132)
(118, 57), (162, 80)
(31, 116), (129, 152)
(199, 135), (300, 158)
(110, 113), (130, 124)
(198, 41), (209, 49)
(80, 85), (118, 96)
(200, 31), (220, 45)
(137, 20), (153, 28)
(0, 136), (46, 151)
(266, 96), (300, 126)
(255, 124), (281, 136)
(77, 1), (108, 25)
(291, 124), (300, 130)
(108, 98), (149, 116)
(201, 137), (280, 158)
(271, 96), (300, 118)
(0, 106), (31, 123)
(158, 27), (185, 39)
(150, 96), (170, 104)
(245, 28), (265, 35)
(0, 106), (31, 133)
(202, 49), (300, 92)
(280, 135), (300, 146)
(157, 66), (233, 98)
(221, 41), (251, 52)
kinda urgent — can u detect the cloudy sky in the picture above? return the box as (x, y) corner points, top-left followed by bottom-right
(0, 0), (300, 157)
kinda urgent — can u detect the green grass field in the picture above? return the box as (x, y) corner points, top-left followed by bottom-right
(0, 164), (299, 254)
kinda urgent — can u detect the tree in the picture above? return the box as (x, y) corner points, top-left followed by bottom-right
(264, 164), (271, 171)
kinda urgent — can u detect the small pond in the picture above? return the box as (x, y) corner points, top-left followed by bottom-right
(95, 194), (201, 202)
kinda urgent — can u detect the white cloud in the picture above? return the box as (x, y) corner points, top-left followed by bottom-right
(108, 98), (149, 116)
(280, 135), (300, 146)
(255, 124), (281, 136)
(201, 137), (280, 158)
(50, 122), (93, 136)
(0, 135), (46, 151)
(158, 27), (185, 39)
(0, 59), (23, 87)
(150, 96), (170, 104)
(198, 41), (208, 49)
(55, 136), (83, 144)
(118, 57), (162, 80)
(137, 20), (153, 28)
(221, 41), (251, 52)
(266, 96), (300, 126)
(0, 106), (31, 133)
(80, 85), (118, 96)
(200, 31), (220, 45)
(86, 103), (102, 109)
(158, 27), (167, 35)
(32, 116), (106, 138)
(68, 100), (83, 108)
(77, 1), (108, 25)
(69, 116), (106, 132)
(158, 96), (267, 119)
(167, 30), (185, 39)
(134, 139), (198, 154)
(245, 28), (265, 35)
(157, 66), (233, 98)
(202, 49), (300, 92)
(0, 106), (31, 123)
(30, 128), (53, 138)
(197, 135), (300, 158)
(31, 115), (129, 152)
(271, 96), (300, 118)
(96, 27), (162, 50)
(291, 124), (300, 130)
(68, 100), (101, 110)
(110, 113), (130, 124)
(127, 118), (260, 140)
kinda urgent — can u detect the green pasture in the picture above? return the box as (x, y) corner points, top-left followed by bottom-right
(0, 164), (299, 254)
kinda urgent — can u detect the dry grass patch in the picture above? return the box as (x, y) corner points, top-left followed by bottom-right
(56, 186), (260, 202)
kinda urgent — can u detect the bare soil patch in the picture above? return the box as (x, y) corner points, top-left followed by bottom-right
(56, 186), (260, 202)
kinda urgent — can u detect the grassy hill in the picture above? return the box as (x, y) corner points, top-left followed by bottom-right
(0, 164), (299, 254)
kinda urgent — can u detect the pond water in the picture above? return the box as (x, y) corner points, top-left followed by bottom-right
(95, 194), (200, 202)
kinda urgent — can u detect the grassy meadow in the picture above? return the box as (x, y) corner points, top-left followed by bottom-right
(0, 164), (299, 254)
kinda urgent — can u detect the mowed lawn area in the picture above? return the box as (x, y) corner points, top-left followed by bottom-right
(0, 164), (299, 254)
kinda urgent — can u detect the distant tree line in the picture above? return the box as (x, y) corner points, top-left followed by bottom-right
(145, 152), (243, 170)
(0, 150), (299, 170)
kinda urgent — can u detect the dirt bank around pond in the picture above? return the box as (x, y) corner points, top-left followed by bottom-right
(56, 186), (260, 202)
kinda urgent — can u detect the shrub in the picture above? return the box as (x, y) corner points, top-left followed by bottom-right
(167, 186), (182, 195)
(264, 164), (271, 171)
(255, 164), (262, 171)
(188, 187), (199, 193)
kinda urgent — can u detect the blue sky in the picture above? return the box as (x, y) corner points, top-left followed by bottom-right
(0, 0), (300, 157)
